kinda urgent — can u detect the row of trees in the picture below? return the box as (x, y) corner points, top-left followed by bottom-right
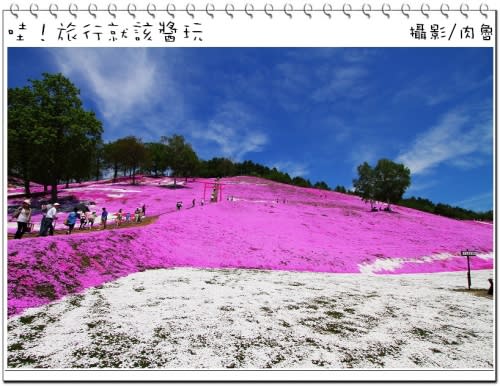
(102, 134), (198, 185)
(102, 143), (332, 191)
(399, 196), (493, 221)
(196, 158), (331, 190)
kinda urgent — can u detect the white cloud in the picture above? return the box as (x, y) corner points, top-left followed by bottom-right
(393, 74), (492, 107)
(272, 161), (309, 178)
(190, 101), (268, 161)
(312, 66), (368, 102)
(50, 48), (182, 136)
(194, 123), (267, 160)
(396, 108), (492, 175)
(393, 76), (452, 107)
(274, 50), (376, 110)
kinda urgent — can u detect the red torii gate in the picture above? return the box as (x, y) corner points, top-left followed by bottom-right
(203, 181), (225, 203)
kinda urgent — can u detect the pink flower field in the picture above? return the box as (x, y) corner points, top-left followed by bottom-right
(7, 176), (493, 317)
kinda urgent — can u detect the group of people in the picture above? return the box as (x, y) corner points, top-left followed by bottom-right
(113, 205), (146, 226)
(176, 199), (204, 211)
(64, 208), (98, 234)
(11, 201), (147, 239)
(11, 200), (61, 239)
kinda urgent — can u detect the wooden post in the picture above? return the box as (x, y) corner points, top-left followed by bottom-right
(461, 250), (477, 290)
(467, 255), (471, 290)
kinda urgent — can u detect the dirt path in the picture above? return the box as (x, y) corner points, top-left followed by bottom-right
(7, 215), (159, 240)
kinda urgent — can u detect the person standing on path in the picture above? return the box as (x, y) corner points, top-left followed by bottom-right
(115, 209), (123, 226)
(134, 207), (142, 223)
(87, 212), (96, 228)
(101, 208), (108, 229)
(38, 204), (49, 236)
(65, 207), (79, 235)
(42, 202), (60, 236)
(79, 211), (87, 230)
(12, 200), (32, 239)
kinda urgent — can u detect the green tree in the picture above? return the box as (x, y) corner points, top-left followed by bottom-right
(8, 73), (103, 201)
(144, 142), (169, 177)
(353, 159), (411, 210)
(314, 181), (330, 190)
(235, 160), (257, 176)
(120, 136), (147, 184)
(8, 86), (41, 196)
(373, 159), (411, 210)
(162, 135), (199, 184)
(353, 162), (378, 209)
(399, 196), (436, 213)
(61, 111), (104, 186)
(266, 167), (293, 184)
(202, 157), (236, 177)
(102, 140), (122, 181)
(292, 176), (311, 188)
(334, 185), (347, 193)
(92, 141), (105, 181)
(103, 136), (146, 184)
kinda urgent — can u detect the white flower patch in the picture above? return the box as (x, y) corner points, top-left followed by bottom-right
(358, 258), (405, 274)
(358, 252), (492, 274)
(7, 268), (494, 370)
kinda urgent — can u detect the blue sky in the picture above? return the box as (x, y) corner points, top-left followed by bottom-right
(8, 48), (494, 211)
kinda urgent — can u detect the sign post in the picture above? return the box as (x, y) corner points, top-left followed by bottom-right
(461, 250), (477, 289)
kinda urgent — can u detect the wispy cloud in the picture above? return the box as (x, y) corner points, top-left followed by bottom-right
(312, 66), (368, 102)
(272, 161), (309, 178)
(453, 192), (493, 211)
(404, 179), (438, 195)
(273, 49), (375, 110)
(393, 73), (492, 107)
(393, 76), (452, 106)
(50, 48), (183, 138)
(193, 123), (267, 160)
(396, 107), (492, 175)
(349, 142), (381, 172)
(190, 101), (268, 161)
(284, 48), (378, 64)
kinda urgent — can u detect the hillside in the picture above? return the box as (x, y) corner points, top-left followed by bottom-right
(7, 176), (493, 317)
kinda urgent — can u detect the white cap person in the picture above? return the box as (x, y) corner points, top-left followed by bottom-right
(12, 199), (32, 239)
(41, 202), (60, 236)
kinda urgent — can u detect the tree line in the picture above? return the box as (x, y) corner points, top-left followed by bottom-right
(399, 196), (493, 221)
(102, 137), (333, 190)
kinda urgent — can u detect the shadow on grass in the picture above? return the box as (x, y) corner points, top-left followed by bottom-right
(451, 288), (493, 299)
